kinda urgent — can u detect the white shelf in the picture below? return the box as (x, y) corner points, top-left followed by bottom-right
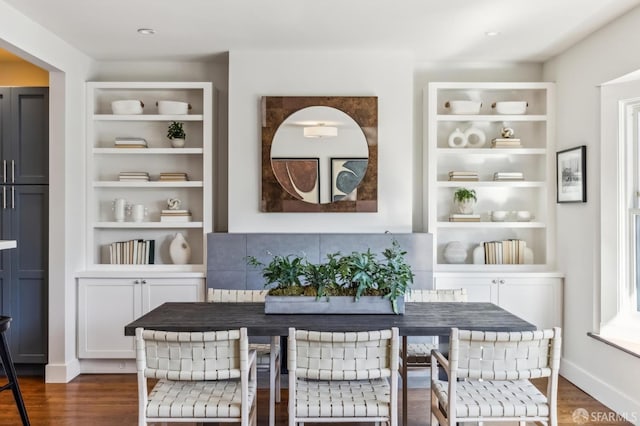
(93, 114), (204, 121)
(93, 148), (203, 155)
(438, 181), (545, 188)
(427, 82), (556, 271)
(79, 264), (206, 273)
(437, 148), (546, 155)
(437, 221), (545, 228)
(93, 181), (203, 188)
(93, 222), (204, 229)
(86, 81), (212, 270)
(436, 114), (547, 122)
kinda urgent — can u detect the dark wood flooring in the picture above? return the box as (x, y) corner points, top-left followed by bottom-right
(0, 374), (632, 425)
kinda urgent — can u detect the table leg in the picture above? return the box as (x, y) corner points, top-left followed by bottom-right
(402, 335), (408, 426)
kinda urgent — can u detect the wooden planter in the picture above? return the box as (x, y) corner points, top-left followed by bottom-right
(264, 295), (404, 315)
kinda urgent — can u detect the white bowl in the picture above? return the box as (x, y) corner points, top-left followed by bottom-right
(516, 210), (532, 221)
(445, 100), (481, 115)
(490, 210), (508, 222)
(111, 100), (144, 115)
(157, 100), (190, 115)
(492, 101), (527, 115)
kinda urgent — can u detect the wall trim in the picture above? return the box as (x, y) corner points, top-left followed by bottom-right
(79, 359), (136, 374)
(561, 358), (640, 420)
(45, 358), (81, 383)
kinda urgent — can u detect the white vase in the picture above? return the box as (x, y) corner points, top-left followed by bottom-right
(454, 199), (475, 214)
(169, 232), (191, 264)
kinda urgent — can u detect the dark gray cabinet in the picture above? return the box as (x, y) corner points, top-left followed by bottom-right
(0, 87), (48, 365)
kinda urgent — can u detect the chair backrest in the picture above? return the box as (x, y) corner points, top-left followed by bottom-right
(449, 327), (561, 381)
(405, 288), (467, 303)
(135, 327), (249, 381)
(207, 288), (268, 302)
(288, 327), (399, 381)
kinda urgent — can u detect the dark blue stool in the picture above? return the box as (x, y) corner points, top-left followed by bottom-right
(0, 316), (30, 425)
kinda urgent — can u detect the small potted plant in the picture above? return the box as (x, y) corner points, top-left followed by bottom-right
(453, 187), (477, 214)
(167, 121), (186, 148)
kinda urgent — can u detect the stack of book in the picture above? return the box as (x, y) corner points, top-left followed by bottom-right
(482, 239), (526, 264)
(160, 209), (192, 222)
(448, 171), (479, 181)
(109, 239), (155, 264)
(118, 171), (150, 182)
(493, 171), (524, 181)
(114, 137), (147, 148)
(159, 172), (188, 182)
(449, 213), (481, 222)
(491, 138), (522, 148)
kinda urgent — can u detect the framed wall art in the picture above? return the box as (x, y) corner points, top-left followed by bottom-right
(557, 145), (587, 203)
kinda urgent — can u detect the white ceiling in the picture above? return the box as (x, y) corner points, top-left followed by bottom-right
(4, 0), (640, 62)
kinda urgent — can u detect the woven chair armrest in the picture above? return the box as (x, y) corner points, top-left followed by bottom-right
(431, 349), (449, 373)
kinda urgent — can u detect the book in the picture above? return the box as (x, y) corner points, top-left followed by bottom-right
(160, 215), (192, 222)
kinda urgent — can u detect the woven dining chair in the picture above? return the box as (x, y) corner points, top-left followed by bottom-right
(288, 327), (399, 426)
(135, 327), (257, 426)
(430, 327), (562, 426)
(208, 289), (281, 426)
(400, 288), (467, 425)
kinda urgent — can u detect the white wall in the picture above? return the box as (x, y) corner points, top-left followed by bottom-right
(0, 0), (92, 383)
(227, 50), (413, 233)
(544, 6), (640, 418)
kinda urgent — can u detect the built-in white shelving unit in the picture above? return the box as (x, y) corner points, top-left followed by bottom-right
(427, 82), (556, 272)
(84, 81), (212, 272)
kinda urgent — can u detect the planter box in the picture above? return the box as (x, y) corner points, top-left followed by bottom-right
(264, 295), (404, 315)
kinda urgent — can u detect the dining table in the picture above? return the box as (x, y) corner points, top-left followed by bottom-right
(125, 301), (536, 426)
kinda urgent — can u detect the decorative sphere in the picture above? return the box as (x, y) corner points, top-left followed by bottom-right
(443, 241), (467, 264)
(501, 127), (515, 138)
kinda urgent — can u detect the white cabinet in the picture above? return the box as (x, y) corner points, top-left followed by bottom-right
(85, 82), (212, 272)
(435, 274), (562, 330)
(427, 82), (555, 272)
(77, 276), (203, 358)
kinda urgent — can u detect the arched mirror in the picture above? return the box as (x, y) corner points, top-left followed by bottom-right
(261, 96), (378, 213)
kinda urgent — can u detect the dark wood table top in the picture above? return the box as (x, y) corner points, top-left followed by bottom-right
(124, 302), (536, 336)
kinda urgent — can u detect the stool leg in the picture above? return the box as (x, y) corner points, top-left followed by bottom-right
(0, 332), (30, 425)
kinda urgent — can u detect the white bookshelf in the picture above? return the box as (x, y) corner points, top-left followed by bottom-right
(426, 82), (556, 272)
(85, 81), (213, 272)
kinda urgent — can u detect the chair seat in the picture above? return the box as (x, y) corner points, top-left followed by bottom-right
(146, 378), (257, 419)
(250, 342), (278, 366)
(432, 379), (549, 419)
(405, 342), (437, 364)
(294, 377), (391, 418)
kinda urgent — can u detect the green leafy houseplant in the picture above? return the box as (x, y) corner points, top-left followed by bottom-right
(453, 187), (477, 203)
(167, 121), (186, 140)
(246, 240), (414, 314)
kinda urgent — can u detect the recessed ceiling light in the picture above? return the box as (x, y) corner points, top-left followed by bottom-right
(137, 28), (156, 35)
(485, 31), (500, 37)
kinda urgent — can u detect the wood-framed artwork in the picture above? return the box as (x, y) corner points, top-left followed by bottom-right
(557, 145), (587, 203)
(261, 96), (378, 213)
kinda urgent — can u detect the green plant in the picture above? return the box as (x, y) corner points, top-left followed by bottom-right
(246, 239), (414, 314)
(453, 187), (477, 203)
(167, 121), (186, 140)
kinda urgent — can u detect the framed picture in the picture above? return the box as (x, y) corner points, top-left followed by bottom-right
(331, 158), (369, 202)
(556, 145), (586, 203)
(271, 158), (320, 204)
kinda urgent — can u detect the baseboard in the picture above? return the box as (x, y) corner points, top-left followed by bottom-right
(561, 359), (640, 424)
(79, 359), (137, 374)
(45, 358), (81, 383)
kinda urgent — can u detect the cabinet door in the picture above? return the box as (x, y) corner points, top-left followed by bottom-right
(78, 278), (141, 358)
(497, 278), (562, 330)
(6, 185), (48, 363)
(435, 276), (496, 303)
(142, 278), (203, 313)
(9, 88), (49, 184)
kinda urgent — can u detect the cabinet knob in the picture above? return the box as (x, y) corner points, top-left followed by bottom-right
(141, 279), (147, 284)
(491, 279), (497, 284)
(499, 279), (505, 285)
(134, 280), (140, 284)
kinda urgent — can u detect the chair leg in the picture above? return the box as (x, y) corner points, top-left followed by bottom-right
(401, 336), (408, 426)
(0, 332), (30, 426)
